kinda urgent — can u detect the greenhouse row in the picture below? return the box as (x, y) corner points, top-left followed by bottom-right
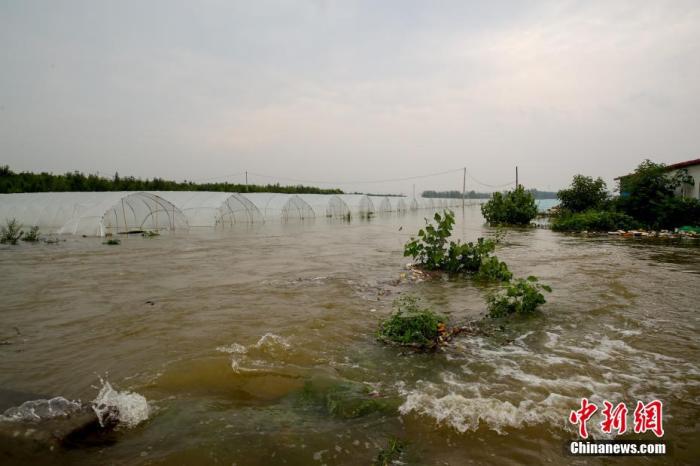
(0, 191), (474, 236)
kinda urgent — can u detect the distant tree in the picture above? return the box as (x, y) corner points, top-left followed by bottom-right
(557, 175), (609, 213)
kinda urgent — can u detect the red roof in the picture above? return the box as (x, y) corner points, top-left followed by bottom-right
(666, 158), (700, 170)
(615, 157), (700, 180)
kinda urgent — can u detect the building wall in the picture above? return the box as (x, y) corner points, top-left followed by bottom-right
(672, 164), (700, 199)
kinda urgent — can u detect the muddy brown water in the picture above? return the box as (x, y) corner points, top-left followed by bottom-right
(1, 207), (699, 465)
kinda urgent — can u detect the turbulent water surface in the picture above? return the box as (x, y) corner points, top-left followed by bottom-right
(1, 207), (699, 465)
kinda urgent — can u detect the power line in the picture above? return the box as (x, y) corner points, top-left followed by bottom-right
(245, 168), (465, 186)
(466, 172), (516, 189)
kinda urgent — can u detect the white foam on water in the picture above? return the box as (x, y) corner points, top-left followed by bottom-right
(216, 343), (247, 354)
(398, 382), (566, 434)
(0, 397), (82, 423)
(92, 378), (150, 428)
(219, 333), (293, 374)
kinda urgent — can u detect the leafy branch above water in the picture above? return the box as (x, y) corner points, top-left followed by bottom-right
(403, 210), (511, 281)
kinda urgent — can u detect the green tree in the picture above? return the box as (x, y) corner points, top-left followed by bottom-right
(481, 186), (538, 226)
(557, 175), (608, 213)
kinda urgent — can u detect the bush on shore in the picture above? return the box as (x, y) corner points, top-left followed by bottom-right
(551, 210), (640, 232)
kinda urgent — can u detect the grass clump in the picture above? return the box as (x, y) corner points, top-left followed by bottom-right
(403, 210), (511, 281)
(374, 438), (407, 466)
(487, 276), (552, 318)
(1, 219), (24, 244)
(378, 296), (446, 349)
(141, 230), (160, 238)
(103, 238), (121, 245)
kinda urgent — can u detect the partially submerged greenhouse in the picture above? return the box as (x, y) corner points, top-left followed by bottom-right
(337, 194), (375, 218)
(296, 194), (350, 219)
(150, 191), (263, 227)
(369, 196), (392, 213)
(0, 192), (188, 236)
(392, 197), (407, 212)
(241, 193), (314, 222)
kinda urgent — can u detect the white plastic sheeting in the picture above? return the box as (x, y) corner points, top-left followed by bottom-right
(370, 196), (392, 212)
(242, 193), (314, 221)
(392, 197), (408, 212)
(296, 194), (350, 218)
(150, 191), (262, 227)
(337, 194), (374, 218)
(0, 192), (188, 236)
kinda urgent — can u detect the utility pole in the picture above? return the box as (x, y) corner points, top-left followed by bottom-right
(515, 166), (519, 188)
(462, 167), (466, 209)
(245, 171), (248, 191)
(412, 183), (415, 199)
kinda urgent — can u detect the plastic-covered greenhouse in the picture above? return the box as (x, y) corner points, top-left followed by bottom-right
(337, 194), (374, 218)
(241, 193), (314, 221)
(150, 191), (263, 227)
(370, 196), (392, 213)
(296, 194), (350, 219)
(392, 197), (407, 212)
(0, 192), (188, 236)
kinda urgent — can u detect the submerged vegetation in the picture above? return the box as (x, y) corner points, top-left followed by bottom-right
(387, 213), (553, 348)
(1, 219), (24, 244)
(103, 238), (121, 245)
(403, 210), (511, 281)
(21, 225), (40, 242)
(480, 186), (538, 226)
(373, 438), (407, 466)
(487, 277), (552, 318)
(377, 296), (446, 349)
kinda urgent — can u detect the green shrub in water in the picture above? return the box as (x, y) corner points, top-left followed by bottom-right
(1, 219), (23, 244)
(141, 230), (160, 238)
(403, 210), (454, 270)
(22, 226), (40, 242)
(474, 256), (513, 282)
(103, 238), (121, 245)
(487, 276), (552, 318)
(481, 186), (538, 226)
(378, 296), (446, 348)
(403, 210), (510, 280)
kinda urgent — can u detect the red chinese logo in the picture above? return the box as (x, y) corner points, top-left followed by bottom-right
(569, 399), (664, 438)
(569, 398), (598, 439)
(633, 400), (664, 437)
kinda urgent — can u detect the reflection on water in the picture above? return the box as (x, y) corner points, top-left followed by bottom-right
(1, 207), (699, 465)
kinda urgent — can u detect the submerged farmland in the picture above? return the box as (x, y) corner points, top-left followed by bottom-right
(0, 205), (699, 465)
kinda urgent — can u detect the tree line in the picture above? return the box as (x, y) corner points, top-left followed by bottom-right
(0, 166), (343, 195)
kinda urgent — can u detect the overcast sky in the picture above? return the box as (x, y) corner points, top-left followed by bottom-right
(1, 1), (699, 195)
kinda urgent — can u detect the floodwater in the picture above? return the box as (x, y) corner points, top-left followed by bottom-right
(1, 206), (699, 465)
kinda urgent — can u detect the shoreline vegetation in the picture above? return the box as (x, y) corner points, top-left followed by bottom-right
(550, 160), (700, 233)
